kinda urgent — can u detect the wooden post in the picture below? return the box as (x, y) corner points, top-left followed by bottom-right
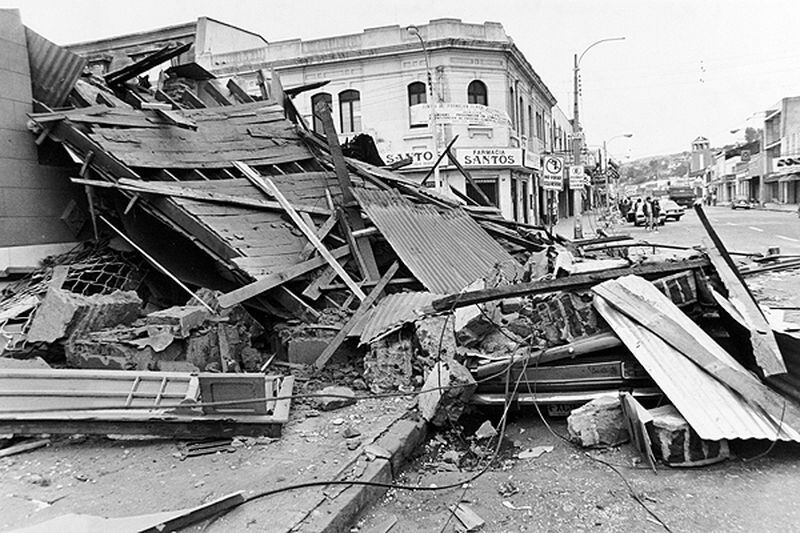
(315, 100), (380, 281)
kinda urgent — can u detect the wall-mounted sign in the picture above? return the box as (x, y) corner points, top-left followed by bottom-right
(541, 156), (564, 191)
(410, 103), (512, 127)
(455, 147), (523, 168)
(523, 150), (541, 170)
(776, 156), (800, 174)
(569, 165), (585, 190)
(383, 149), (448, 169)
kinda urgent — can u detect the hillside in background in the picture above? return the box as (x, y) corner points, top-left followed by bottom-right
(620, 151), (691, 186)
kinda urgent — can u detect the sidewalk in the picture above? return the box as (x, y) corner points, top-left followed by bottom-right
(715, 201), (799, 213)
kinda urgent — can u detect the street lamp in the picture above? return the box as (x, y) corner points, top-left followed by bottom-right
(603, 133), (633, 210)
(408, 25), (442, 192)
(572, 36), (626, 238)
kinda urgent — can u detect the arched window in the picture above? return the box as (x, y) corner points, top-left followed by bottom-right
(467, 80), (488, 106)
(339, 89), (361, 134)
(518, 96), (525, 134)
(311, 92), (332, 134)
(509, 86), (515, 129)
(408, 82), (427, 127)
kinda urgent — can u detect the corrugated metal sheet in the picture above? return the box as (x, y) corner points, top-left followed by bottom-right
(359, 291), (442, 345)
(594, 281), (800, 442)
(25, 26), (86, 108)
(354, 188), (520, 294)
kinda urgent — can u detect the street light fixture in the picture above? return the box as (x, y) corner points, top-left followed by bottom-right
(572, 36), (626, 238)
(603, 133), (633, 211)
(408, 25), (442, 192)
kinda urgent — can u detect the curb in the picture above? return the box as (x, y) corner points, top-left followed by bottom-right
(293, 417), (428, 533)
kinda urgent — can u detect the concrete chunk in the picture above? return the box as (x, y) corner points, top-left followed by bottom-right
(418, 360), (476, 427)
(315, 385), (357, 411)
(648, 405), (730, 466)
(27, 289), (141, 343)
(145, 306), (211, 338)
(567, 395), (629, 447)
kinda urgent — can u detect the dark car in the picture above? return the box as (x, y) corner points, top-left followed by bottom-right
(731, 197), (752, 210)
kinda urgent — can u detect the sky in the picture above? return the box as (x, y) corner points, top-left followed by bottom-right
(6, 0), (800, 160)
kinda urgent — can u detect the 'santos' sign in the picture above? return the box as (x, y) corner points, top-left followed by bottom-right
(455, 148), (523, 168)
(383, 150), (446, 168)
(776, 156), (800, 172)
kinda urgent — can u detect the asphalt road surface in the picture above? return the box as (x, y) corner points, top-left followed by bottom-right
(618, 205), (800, 255)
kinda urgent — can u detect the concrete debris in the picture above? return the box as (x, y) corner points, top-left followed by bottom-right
(27, 288), (141, 344)
(418, 360), (476, 427)
(474, 420), (498, 440)
(364, 335), (414, 393)
(517, 445), (554, 459)
(648, 405), (731, 467)
(567, 395), (630, 448)
(413, 314), (458, 367)
(315, 385), (357, 411)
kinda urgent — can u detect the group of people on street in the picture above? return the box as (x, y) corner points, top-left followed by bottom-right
(618, 196), (661, 231)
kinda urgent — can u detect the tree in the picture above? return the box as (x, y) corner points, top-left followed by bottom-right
(744, 127), (762, 144)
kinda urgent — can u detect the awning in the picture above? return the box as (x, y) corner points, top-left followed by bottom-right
(764, 173), (781, 184)
(778, 174), (800, 183)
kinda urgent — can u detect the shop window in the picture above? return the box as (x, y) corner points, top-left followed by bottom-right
(511, 177), (519, 221)
(408, 82), (427, 128)
(466, 178), (499, 207)
(468, 80), (488, 106)
(339, 89), (361, 134)
(522, 179), (529, 223)
(311, 92), (332, 134)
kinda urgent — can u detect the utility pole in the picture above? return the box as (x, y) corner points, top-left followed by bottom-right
(408, 25), (442, 192)
(572, 53), (583, 238)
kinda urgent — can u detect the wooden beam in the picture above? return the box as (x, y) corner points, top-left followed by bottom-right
(694, 204), (786, 376)
(445, 146), (494, 207)
(298, 212), (339, 261)
(302, 264), (341, 300)
(275, 287), (321, 322)
(182, 89), (207, 109)
(314, 261), (400, 369)
(104, 42), (192, 86)
(420, 135), (459, 186)
(234, 161), (367, 301)
(256, 69), (270, 100)
(315, 100), (380, 280)
(72, 177), (332, 217)
(201, 81), (232, 106)
(219, 245), (350, 308)
(430, 257), (710, 312)
(226, 79), (255, 103)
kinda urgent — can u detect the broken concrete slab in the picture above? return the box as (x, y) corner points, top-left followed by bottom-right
(567, 395), (630, 447)
(145, 306), (211, 338)
(27, 289), (141, 343)
(648, 405), (731, 467)
(474, 420), (498, 440)
(315, 386), (357, 411)
(418, 360), (476, 427)
(413, 314), (457, 371)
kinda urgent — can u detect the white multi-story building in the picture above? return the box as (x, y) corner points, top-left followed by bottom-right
(70, 18), (565, 223)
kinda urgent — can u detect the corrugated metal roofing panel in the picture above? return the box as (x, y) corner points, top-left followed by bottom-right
(25, 26), (86, 108)
(354, 188), (520, 294)
(359, 291), (442, 345)
(594, 281), (800, 442)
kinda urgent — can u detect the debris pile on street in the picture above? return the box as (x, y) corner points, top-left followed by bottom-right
(1, 15), (800, 532)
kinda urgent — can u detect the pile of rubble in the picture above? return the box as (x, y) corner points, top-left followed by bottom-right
(0, 30), (799, 477)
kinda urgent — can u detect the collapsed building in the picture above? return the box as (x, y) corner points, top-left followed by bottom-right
(1, 8), (800, 478)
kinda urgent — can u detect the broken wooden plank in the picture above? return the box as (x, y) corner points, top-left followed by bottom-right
(593, 275), (800, 439)
(430, 257), (710, 312)
(694, 204), (786, 376)
(72, 177), (332, 217)
(227, 79), (255, 103)
(154, 107), (197, 130)
(619, 393), (656, 472)
(314, 261), (400, 370)
(182, 88), (207, 109)
(452, 503), (485, 532)
(104, 42), (192, 86)
(0, 438), (50, 459)
(302, 264), (341, 300)
(235, 161), (367, 301)
(298, 212), (339, 261)
(315, 100), (380, 280)
(201, 80), (233, 106)
(445, 146), (494, 207)
(219, 245), (350, 308)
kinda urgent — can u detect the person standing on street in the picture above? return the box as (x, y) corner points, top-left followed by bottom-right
(652, 197), (661, 233)
(644, 196), (654, 231)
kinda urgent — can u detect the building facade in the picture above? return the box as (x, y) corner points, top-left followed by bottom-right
(763, 96), (800, 204)
(70, 18), (564, 224)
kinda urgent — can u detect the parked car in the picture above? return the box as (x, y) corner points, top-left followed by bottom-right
(731, 197), (753, 210)
(634, 202), (666, 226)
(661, 199), (685, 221)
